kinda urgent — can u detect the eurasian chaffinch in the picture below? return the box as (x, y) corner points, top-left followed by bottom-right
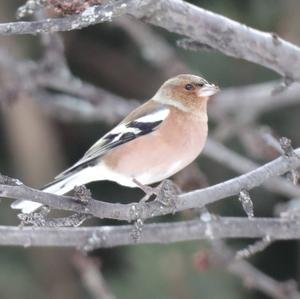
(11, 74), (219, 213)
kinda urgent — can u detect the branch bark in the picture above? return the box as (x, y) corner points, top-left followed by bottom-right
(133, 0), (300, 81)
(204, 139), (300, 198)
(1, 0), (300, 81)
(2, 147), (300, 221)
(0, 0), (134, 35)
(2, 217), (300, 249)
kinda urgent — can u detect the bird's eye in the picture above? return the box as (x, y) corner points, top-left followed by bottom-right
(185, 84), (194, 91)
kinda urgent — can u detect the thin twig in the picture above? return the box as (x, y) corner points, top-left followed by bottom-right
(73, 254), (116, 299)
(204, 139), (300, 198)
(235, 236), (273, 260)
(208, 241), (300, 299)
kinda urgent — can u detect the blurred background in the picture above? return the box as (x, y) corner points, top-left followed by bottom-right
(1, 0), (300, 298)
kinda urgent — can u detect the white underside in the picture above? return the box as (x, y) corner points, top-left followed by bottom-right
(11, 160), (185, 213)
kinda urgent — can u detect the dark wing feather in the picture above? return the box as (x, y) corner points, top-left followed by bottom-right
(55, 105), (169, 179)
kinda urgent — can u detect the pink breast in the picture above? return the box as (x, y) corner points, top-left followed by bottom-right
(105, 110), (208, 185)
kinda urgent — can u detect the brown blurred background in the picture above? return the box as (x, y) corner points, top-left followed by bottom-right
(1, 1), (300, 299)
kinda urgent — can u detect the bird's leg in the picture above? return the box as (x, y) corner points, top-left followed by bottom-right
(132, 178), (157, 202)
(133, 178), (180, 209)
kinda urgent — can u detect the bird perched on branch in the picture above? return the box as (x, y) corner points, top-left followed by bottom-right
(11, 74), (219, 213)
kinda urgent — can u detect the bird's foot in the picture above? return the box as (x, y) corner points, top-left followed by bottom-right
(73, 185), (92, 204)
(155, 179), (180, 213)
(133, 178), (180, 211)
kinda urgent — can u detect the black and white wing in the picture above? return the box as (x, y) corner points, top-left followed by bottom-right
(55, 105), (170, 179)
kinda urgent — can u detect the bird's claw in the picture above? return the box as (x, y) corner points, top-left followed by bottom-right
(155, 179), (180, 213)
(73, 185), (92, 203)
(133, 178), (180, 213)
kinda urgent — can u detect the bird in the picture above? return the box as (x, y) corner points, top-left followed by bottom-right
(11, 74), (219, 213)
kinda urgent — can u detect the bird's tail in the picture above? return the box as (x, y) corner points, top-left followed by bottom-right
(11, 166), (98, 214)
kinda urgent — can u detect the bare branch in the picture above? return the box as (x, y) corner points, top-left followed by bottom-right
(0, 0), (133, 35)
(2, 217), (300, 249)
(135, 0), (300, 81)
(235, 236), (273, 260)
(276, 198), (300, 220)
(73, 255), (116, 299)
(1, 1), (300, 294)
(228, 252), (300, 299)
(2, 43), (300, 128)
(1, 147), (300, 221)
(211, 81), (300, 122)
(17, 0), (105, 18)
(115, 17), (186, 77)
(1, 0), (300, 81)
(208, 241), (300, 299)
(36, 74), (139, 124)
(238, 189), (254, 218)
(204, 139), (300, 198)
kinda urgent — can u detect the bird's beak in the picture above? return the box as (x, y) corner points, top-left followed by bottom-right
(198, 83), (219, 97)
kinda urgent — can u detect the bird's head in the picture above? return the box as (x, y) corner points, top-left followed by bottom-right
(154, 74), (219, 115)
